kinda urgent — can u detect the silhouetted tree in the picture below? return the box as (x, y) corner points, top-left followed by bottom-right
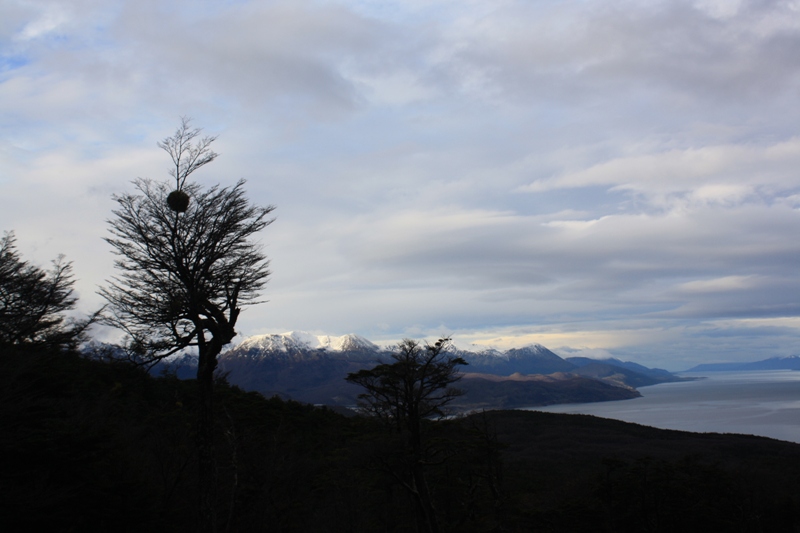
(347, 337), (467, 533)
(0, 231), (95, 350)
(100, 118), (274, 532)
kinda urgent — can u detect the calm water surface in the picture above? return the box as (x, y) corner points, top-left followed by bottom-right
(529, 370), (800, 443)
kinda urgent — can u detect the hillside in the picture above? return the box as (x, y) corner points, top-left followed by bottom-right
(3, 346), (799, 532)
(458, 372), (640, 410)
(567, 356), (679, 386)
(480, 409), (800, 531)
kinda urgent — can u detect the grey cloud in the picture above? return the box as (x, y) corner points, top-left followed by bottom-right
(106, 1), (411, 116)
(3, 0), (800, 368)
(524, 140), (800, 203)
(281, 200), (799, 334)
(443, 1), (800, 106)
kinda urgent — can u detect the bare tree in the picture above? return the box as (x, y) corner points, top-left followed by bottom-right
(0, 231), (95, 350)
(346, 337), (467, 533)
(100, 118), (274, 532)
(159, 117), (218, 191)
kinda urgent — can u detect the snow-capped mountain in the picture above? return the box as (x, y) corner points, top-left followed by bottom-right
(139, 331), (680, 406)
(454, 343), (576, 375)
(214, 331), (386, 404)
(208, 332), (588, 403)
(220, 331), (586, 373)
(232, 331), (379, 359)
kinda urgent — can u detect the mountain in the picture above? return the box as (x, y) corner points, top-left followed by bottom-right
(212, 332), (381, 404)
(567, 356), (676, 379)
(686, 355), (800, 372)
(459, 344), (576, 375)
(148, 332), (680, 409)
(566, 356), (685, 387)
(231, 332), (380, 361)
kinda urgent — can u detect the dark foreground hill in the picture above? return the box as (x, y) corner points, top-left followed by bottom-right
(484, 410), (800, 531)
(3, 346), (799, 532)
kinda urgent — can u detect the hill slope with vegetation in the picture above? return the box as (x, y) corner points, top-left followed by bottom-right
(3, 345), (800, 532)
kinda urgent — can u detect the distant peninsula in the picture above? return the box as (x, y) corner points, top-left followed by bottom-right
(686, 355), (800, 372)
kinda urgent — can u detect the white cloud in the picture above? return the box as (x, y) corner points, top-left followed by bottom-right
(693, 0), (744, 20)
(524, 140), (800, 198)
(16, 3), (67, 41)
(351, 69), (440, 105)
(3, 0), (800, 367)
(676, 275), (759, 294)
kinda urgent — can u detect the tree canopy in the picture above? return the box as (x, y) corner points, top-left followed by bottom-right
(100, 178), (274, 363)
(100, 119), (274, 365)
(347, 337), (467, 426)
(0, 231), (94, 350)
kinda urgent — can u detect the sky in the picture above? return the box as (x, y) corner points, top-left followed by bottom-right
(2, 0), (800, 370)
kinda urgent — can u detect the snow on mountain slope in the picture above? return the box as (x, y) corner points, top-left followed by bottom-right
(231, 331), (379, 356)
(226, 333), (577, 377)
(228, 335), (404, 364)
(232, 333), (557, 360)
(321, 333), (379, 352)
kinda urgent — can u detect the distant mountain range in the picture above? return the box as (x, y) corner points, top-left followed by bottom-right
(686, 355), (800, 372)
(152, 332), (685, 410)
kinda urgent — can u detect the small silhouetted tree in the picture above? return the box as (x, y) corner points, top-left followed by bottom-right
(0, 231), (95, 350)
(100, 118), (274, 533)
(346, 337), (467, 533)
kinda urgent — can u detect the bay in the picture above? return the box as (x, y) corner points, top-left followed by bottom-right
(528, 370), (800, 443)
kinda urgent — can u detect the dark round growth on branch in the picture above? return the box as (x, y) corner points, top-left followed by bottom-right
(167, 190), (190, 212)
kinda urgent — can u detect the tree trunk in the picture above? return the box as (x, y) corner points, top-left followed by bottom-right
(411, 462), (439, 533)
(197, 337), (220, 533)
(409, 417), (439, 533)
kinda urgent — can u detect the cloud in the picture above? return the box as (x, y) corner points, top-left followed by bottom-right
(523, 140), (800, 201)
(676, 275), (759, 294)
(442, 0), (800, 105)
(3, 0), (800, 368)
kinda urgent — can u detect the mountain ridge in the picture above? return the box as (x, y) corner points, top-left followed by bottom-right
(686, 355), (800, 372)
(236, 331), (379, 354)
(92, 332), (686, 408)
(175, 331), (681, 407)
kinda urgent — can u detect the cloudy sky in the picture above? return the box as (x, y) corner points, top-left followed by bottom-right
(3, 0), (800, 369)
